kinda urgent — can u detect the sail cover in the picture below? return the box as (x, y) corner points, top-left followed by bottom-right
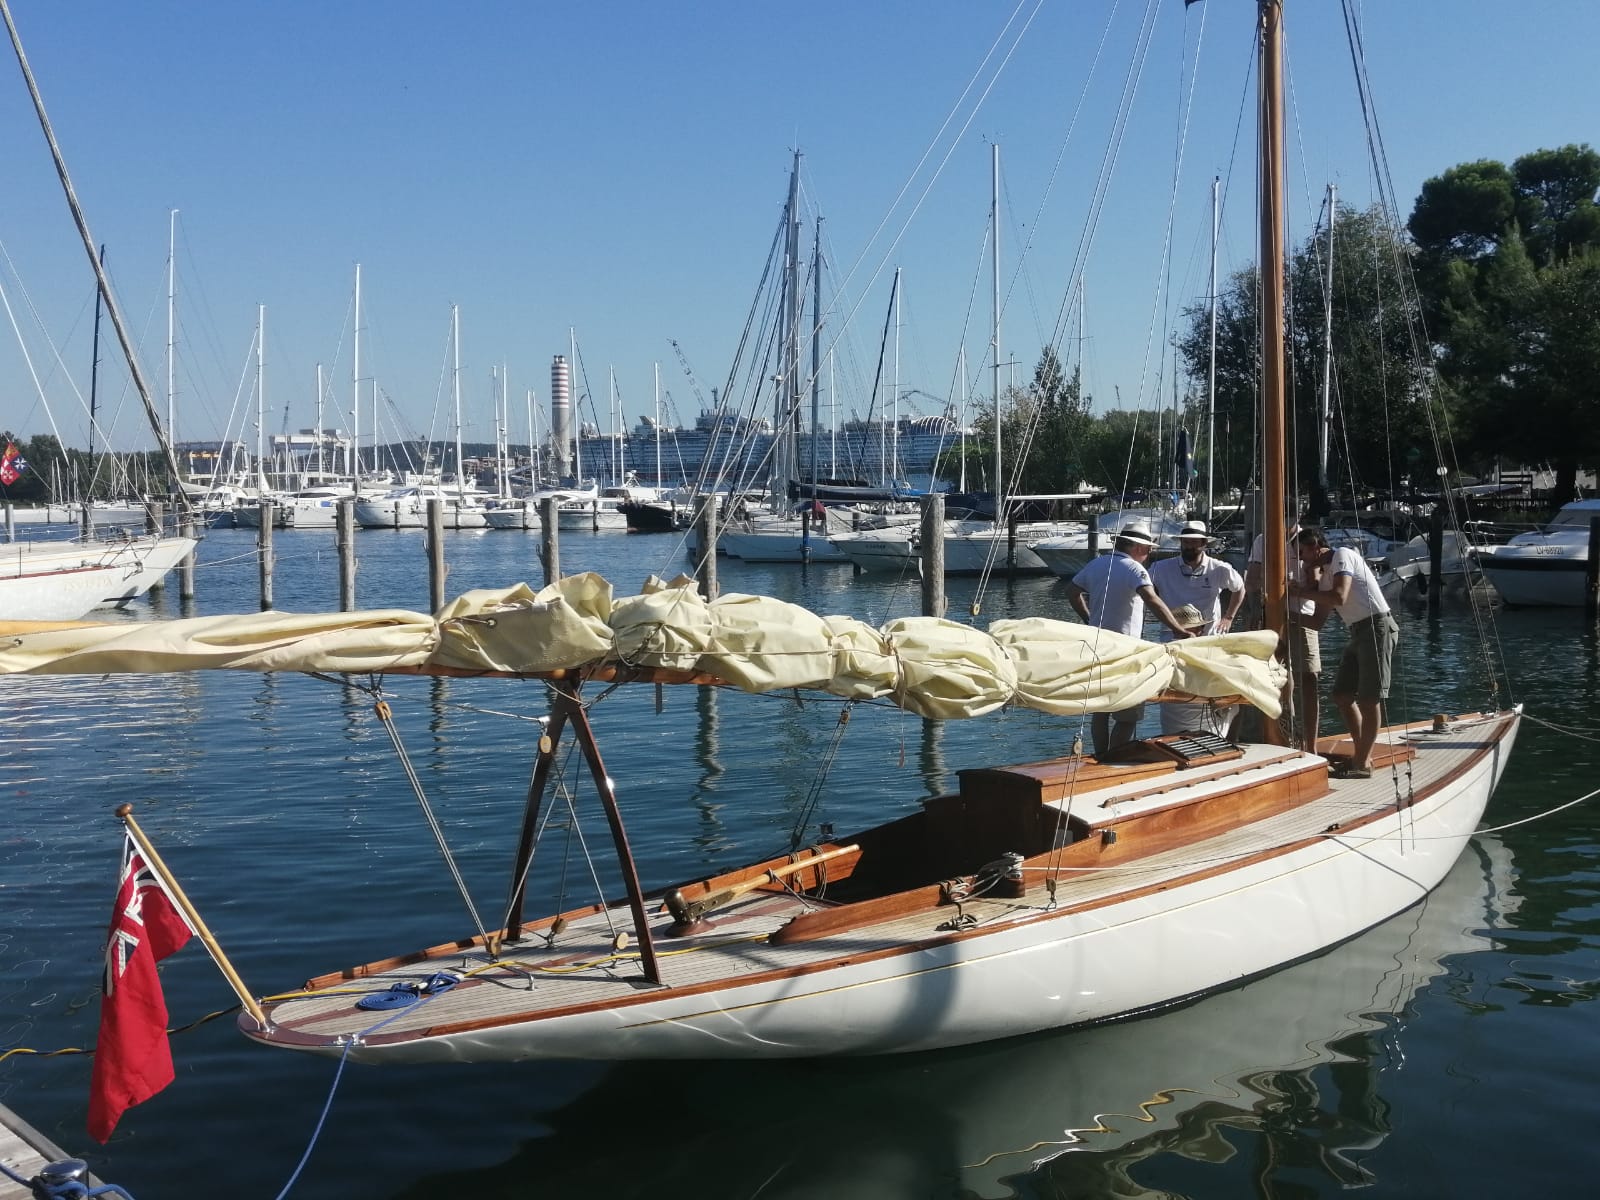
(0, 573), (1285, 719)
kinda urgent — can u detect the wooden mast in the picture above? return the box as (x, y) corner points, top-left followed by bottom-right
(1259, 0), (1289, 744)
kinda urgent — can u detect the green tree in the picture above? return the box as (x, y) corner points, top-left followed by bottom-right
(1287, 204), (1434, 506)
(1485, 247), (1600, 499)
(1177, 266), (1260, 500)
(1008, 346), (1093, 495)
(936, 345), (1094, 497)
(1177, 204), (1428, 507)
(1411, 145), (1600, 498)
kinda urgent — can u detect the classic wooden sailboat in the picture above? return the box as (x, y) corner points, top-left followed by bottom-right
(0, 2), (1521, 1066)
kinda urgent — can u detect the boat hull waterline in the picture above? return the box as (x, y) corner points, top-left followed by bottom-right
(244, 712), (1518, 1064)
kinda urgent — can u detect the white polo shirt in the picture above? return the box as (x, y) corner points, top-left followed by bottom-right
(1071, 551), (1151, 637)
(1320, 545), (1391, 624)
(1149, 552), (1244, 633)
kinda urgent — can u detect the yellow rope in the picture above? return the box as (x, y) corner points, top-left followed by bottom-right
(0, 1003), (241, 1061)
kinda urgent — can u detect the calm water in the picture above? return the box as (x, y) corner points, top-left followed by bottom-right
(2, 527), (1597, 1199)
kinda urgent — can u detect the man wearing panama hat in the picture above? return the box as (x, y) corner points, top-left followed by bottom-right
(1148, 518), (1244, 638)
(1067, 522), (1197, 756)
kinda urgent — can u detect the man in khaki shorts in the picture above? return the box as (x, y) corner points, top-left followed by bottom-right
(1292, 527), (1400, 778)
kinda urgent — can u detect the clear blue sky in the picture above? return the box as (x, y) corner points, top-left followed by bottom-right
(1, 1), (1595, 460)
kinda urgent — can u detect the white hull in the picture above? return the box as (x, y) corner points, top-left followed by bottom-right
(1478, 548), (1587, 606)
(0, 534), (196, 606)
(0, 561), (126, 620)
(1475, 499), (1600, 606)
(354, 496), (490, 530)
(941, 526), (1054, 574)
(829, 528), (917, 572)
(557, 502), (627, 532)
(1030, 536), (1093, 578)
(483, 504), (532, 530)
(721, 527), (851, 563)
(247, 713), (1519, 1065)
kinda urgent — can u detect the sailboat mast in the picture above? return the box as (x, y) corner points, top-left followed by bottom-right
(1259, 0), (1290, 683)
(352, 264), (362, 492)
(810, 216), (823, 500)
(453, 304), (466, 502)
(166, 211), (177, 453)
(653, 364), (662, 485)
(958, 345), (968, 494)
(778, 150), (802, 505)
(2, 4), (188, 507)
(90, 244), (105, 465)
(255, 306), (268, 493)
(1318, 182), (1337, 501)
(893, 267), (902, 489)
(1207, 177), (1219, 519)
(991, 142), (1003, 520)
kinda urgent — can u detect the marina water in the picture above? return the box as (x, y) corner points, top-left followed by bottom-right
(2, 527), (1597, 1198)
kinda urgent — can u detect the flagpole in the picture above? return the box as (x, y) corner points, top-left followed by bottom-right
(115, 804), (269, 1030)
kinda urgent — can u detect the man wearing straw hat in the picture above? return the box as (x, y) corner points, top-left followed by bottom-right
(1067, 522), (1197, 757)
(1148, 518), (1244, 637)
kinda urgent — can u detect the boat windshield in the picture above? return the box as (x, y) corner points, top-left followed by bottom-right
(1546, 505), (1600, 530)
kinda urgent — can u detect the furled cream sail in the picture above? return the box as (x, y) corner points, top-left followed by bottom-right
(0, 573), (1285, 719)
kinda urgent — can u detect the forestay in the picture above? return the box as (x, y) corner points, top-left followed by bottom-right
(0, 572), (1285, 719)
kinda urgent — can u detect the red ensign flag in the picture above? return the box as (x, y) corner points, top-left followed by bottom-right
(87, 834), (194, 1142)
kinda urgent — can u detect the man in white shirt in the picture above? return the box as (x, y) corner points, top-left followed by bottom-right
(1149, 519), (1244, 637)
(1291, 527), (1400, 778)
(1067, 523), (1196, 757)
(1244, 519), (1322, 751)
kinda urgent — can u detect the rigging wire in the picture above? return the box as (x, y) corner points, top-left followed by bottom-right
(370, 697), (492, 947)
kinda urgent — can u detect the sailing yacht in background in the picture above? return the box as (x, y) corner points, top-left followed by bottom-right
(0, 225), (196, 619)
(355, 306), (490, 530)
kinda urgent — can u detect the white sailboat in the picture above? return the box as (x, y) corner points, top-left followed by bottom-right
(0, 1), (1521, 1070)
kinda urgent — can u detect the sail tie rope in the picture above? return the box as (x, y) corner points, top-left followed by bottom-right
(373, 699), (491, 948)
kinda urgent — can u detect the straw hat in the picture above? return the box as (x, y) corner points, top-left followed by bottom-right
(1170, 603), (1207, 629)
(1177, 519), (1209, 540)
(1115, 523), (1155, 546)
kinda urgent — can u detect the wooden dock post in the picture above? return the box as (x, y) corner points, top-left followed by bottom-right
(426, 499), (446, 611)
(921, 492), (946, 617)
(1586, 516), (1600, 621)
(178, 512), (196, 600)
(257, 501), (274, 610)
(1428, 504), (1445, 616)
(539, 496), (561, 585)
(337, 498), (356, 611)
(1006, 508), (1019, 579)
(694, 496), (718, 599)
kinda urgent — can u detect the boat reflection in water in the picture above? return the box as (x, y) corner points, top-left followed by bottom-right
(399, 836), (1515, 1198)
